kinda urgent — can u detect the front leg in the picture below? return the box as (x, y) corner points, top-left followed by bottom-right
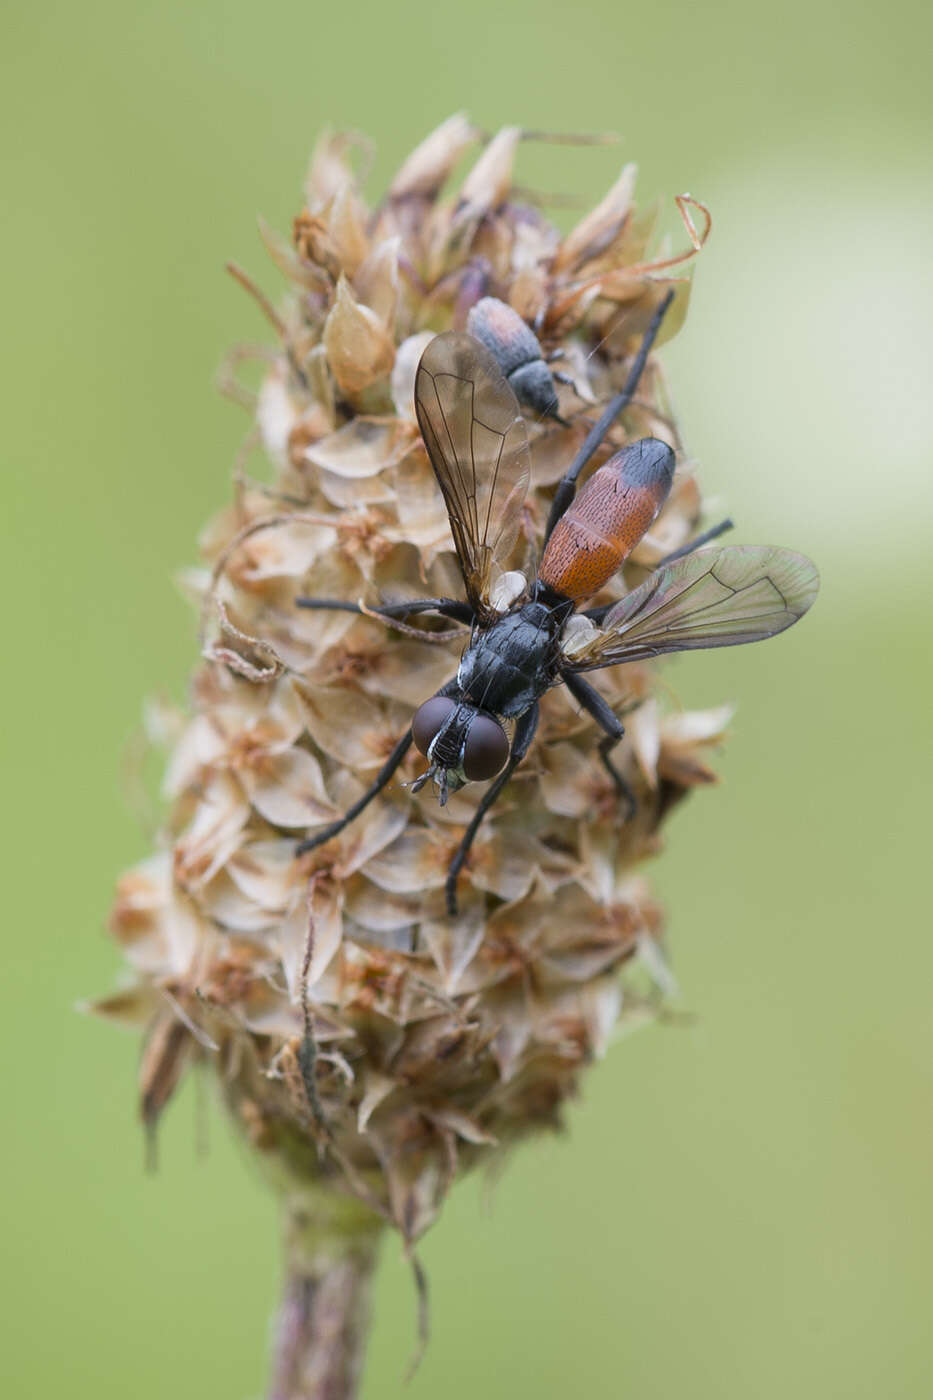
(562, 670), (636, 820)
(295, 680), (458, 857)
(295, 727), (416, 857)
(445, 703), (539, 916)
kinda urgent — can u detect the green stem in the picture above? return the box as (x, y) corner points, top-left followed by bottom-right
(268, 1195), (383, 1400)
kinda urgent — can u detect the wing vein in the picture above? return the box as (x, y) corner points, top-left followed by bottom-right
(565, 546), (819, 671)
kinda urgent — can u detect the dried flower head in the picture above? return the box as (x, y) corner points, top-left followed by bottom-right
(98, 117), (733, 1397)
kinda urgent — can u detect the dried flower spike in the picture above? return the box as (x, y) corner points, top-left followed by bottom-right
(97, 117), (814, 1399)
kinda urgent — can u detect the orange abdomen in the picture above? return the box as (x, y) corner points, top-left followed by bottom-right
(539, 438), (675, 601)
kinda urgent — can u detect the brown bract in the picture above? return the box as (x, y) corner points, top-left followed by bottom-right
(99, 119), (722, 1262)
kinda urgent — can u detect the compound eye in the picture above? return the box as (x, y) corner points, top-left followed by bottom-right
(412, 697), (456, 757)
(463, 714), (509, 781)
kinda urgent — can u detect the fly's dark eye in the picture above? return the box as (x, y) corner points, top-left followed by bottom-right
(412, 697), (456, 756)
(463, 714), (509, 781)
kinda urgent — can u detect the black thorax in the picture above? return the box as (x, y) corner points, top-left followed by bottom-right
(457, 595), (573, 718)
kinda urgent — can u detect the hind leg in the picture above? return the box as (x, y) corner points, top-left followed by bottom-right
(543, 288), (676, 544)
(562, 671), (636, 819)
(655, 517), (733, 568)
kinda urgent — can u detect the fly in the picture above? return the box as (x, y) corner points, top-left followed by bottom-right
(466, 296), (572, 423)
(295, 290), (819, 915)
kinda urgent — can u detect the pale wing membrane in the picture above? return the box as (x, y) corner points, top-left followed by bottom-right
(415, 332), (531, 616)
(566, 546), (819, 671)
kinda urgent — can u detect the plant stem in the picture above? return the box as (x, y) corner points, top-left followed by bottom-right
(268, 1194), (383, 1400)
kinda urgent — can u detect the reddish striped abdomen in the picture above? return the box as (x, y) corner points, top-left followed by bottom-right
(539, 438), (675, 601)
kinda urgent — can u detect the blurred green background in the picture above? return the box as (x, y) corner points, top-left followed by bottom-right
(3, 1), (931, 1396)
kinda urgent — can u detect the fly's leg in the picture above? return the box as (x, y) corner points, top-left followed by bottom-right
(542, 347), (576, 389)
(444, 703), (539, 917)
(295, 726), (417, 857)
(295, 676), (459, 856)
(544, 348), (578, 396)
(655, 517), (733, 568)
(543, 288), (676, 545)
(562, 671), (636, 820)
(295, 595), (474, 624)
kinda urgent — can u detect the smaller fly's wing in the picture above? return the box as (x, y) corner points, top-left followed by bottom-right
(415, 331), (531, 618)
(564, 546), (819, 671)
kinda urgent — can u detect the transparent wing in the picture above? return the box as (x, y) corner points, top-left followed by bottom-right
(565, 546), (819, 671)
(415, 331), (531, 618)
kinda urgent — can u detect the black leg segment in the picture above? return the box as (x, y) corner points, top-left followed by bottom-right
(562, 671), (636, 820)
(295, 595), (474, 624)
(295, 675), (460, 858)
(445, 703), (540, 917)
(543, 288), (675, 545)
(295, 726), (416, 857)
(655, 517), (734, 568)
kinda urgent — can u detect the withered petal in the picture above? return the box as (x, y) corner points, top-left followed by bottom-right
(298, 684), (409, 771)
(353, 236), (400, 329)
(388, 113), (478, 199)
(240, 747), (337, 829)
(629, 699), (661, 790)
(328, 182), (370, 278)
(554, 162), (637, 274)
(303, 416), (416, 479)
(455, 127), (521, 221)
(322, 276), (395, 397)
(390, 332), (436, 422)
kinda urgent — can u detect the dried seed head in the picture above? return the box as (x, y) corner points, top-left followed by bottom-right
(99, 118), (720, 1256)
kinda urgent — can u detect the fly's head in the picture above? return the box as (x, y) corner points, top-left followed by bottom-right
(508, 360), (560, 421)
(410, 696), (509, 803)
